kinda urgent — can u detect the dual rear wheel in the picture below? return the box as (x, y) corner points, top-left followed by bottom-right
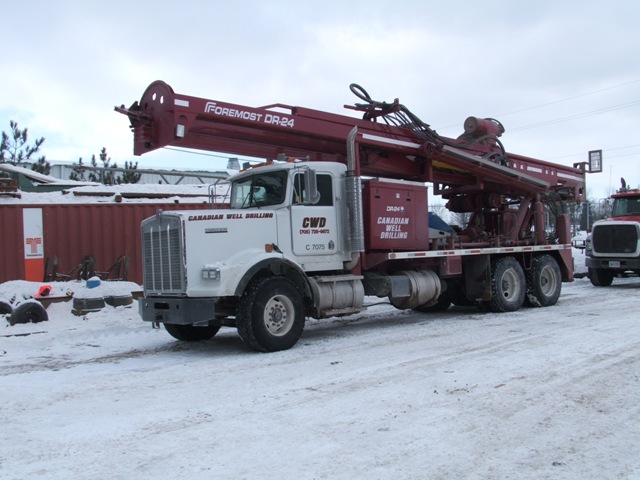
(416, 255), (562, 314)
(526, 255), (562, 307)
(488, 255), (561, 312)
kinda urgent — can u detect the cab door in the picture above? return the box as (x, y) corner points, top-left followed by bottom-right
(290, 173), (340, 258)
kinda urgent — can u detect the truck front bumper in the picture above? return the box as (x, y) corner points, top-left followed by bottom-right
(586, 257), (640, 270)
(138, 296), (218, 325)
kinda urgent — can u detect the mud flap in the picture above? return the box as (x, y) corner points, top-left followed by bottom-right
(464, 255), (491, 302)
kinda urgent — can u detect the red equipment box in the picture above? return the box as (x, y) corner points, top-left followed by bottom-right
(362, 178), (429, 251)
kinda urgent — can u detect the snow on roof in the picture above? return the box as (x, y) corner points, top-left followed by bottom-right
(0, 179), (231, 205)
(0, 163), (99, 187)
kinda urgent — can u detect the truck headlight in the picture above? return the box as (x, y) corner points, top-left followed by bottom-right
(201, 266), (221, 280)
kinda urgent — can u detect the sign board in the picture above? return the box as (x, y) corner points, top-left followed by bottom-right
(588, 150), (603, 173)
(23, 208), (44, 281)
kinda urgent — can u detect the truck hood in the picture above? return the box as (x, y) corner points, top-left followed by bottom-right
(595, 215), (640, 224)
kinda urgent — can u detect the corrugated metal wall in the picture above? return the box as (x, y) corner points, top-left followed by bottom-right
(0, 202), (213, 285)
(0, 206), (25, 284)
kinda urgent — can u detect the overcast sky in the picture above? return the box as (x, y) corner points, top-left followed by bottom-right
(2, 0), (639, 198)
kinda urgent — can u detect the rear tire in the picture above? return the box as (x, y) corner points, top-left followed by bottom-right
(164, 323), (220, 341)
(236, 277), (305, 352)
(413, 295), (452, 313)
(588, 267), (614, 287)
(526, 255), (562, 307)
(488, 257), (525, 312)
(449, 287), (476, 307)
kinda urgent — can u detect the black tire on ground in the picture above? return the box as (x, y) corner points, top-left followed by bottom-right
(0, 300), (12, 315)
(487, 256), (526, 313)
(164, 323), (220, 341)
(525, 255), (562, 307)
(588, 267), (615, 287)
(9, 302), (48, 326)
(236, 276), (305, 352)
(413, 295), (452, 313)
(449, 287), (476, 307)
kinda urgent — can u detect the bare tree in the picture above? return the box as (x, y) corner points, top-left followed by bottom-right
(429, 203), (450, 223)
(449, 211), (472, 229)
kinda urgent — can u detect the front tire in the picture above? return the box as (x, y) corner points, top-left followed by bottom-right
(588, 267), (614, 287)
(487, 257), (526, 312)
(164, 323), (220, 341)
(526, 255), (562, 307)
(236, 277), (305, 352)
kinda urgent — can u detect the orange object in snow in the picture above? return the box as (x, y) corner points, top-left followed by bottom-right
(35, 285), (52, 298)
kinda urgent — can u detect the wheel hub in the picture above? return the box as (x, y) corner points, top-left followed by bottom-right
(539, 267), (556, 295)
(269, 306), (285, 325)
(264, 296), (293, 335)
(501, 269), (520, 299)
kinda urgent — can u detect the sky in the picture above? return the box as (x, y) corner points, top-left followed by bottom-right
(1, 0), (639, 199)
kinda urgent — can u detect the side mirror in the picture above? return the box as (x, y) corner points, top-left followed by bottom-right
(303, 169), (321, 205)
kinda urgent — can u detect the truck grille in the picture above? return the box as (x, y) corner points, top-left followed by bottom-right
(592, 223), (639, 254)
(141, 215), (185, 294)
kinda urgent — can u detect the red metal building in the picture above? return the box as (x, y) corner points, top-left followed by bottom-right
(0, 202), (214, 285)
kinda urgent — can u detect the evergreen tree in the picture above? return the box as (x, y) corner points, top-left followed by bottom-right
(69, 147), (140, 185)
(69, 157), (88, 181)
(84, 148), (115, 185)
(31, 157), (51, 175)
(0, 120), (50, 174)
(121, 160), (141, 184)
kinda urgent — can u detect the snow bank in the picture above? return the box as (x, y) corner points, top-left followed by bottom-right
(1, 277), (639, 479)
(0, 278), (141, 304)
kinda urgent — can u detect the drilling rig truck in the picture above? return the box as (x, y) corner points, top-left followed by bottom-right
(116, 81), (586, 352)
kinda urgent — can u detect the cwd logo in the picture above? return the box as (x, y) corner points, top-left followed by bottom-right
(25, 237), (42, 255)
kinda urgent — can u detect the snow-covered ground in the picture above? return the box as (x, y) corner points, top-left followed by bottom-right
(1, 250), (639, 479)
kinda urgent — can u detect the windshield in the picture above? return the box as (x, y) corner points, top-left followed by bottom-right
(612, 197), (640, 217)
(229, 170), (288, 209)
